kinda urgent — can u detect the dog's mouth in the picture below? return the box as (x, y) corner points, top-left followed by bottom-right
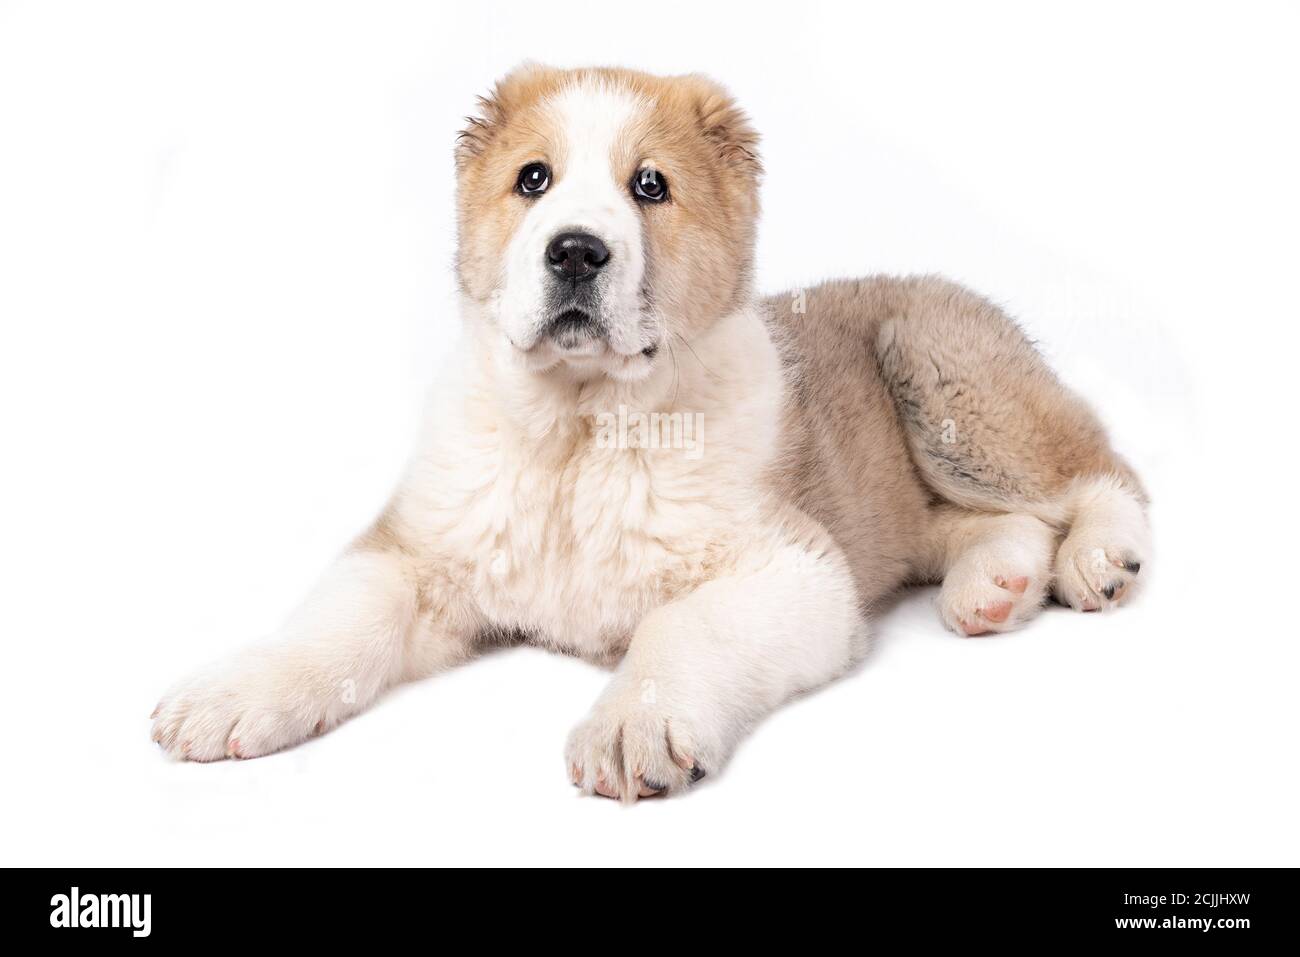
(546, 309), (603, 351)
(516, 306), (661, 380)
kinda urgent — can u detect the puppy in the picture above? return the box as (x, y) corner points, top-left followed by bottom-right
(152, 65), (1150, 800)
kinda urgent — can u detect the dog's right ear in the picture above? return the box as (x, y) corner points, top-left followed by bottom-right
(455, 62), (555, 170)
(681, 74), (762, 181)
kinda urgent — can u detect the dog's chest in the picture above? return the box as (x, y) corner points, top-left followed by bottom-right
(423, 431), (742, 658)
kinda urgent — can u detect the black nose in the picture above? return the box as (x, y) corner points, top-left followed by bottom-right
(547, 231), (610, 282)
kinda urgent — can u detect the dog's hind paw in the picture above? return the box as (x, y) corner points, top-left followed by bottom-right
(1052, 534), (1145, 612)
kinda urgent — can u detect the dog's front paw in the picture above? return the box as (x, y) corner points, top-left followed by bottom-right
(565, 686), (710, 802)
(150, 652), (336, 762)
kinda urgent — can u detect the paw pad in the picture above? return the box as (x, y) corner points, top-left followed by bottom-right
(944, 568), (1046, 638)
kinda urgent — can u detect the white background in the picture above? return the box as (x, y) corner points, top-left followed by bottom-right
(2, 1), (1297, 867)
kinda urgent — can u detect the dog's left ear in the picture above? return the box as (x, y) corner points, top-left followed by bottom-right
(454, 94), (502, 170)
(688, 76), (762, 179)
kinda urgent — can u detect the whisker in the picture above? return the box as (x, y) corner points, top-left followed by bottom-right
(667, 337), (681, 407)
(673, 331), (714, 377)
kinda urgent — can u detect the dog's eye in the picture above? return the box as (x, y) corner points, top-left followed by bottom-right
(516, 163), (550, 196)
(632, 168), (669, 203)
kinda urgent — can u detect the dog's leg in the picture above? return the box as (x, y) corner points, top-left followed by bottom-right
(922, 505), (1057, 636)
(151, 549), (477, 761)
(565, 538), (865, 801)
(873, 275), (1151, 616)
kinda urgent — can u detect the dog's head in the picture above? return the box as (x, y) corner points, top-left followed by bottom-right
(454, 65), (761, 381)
